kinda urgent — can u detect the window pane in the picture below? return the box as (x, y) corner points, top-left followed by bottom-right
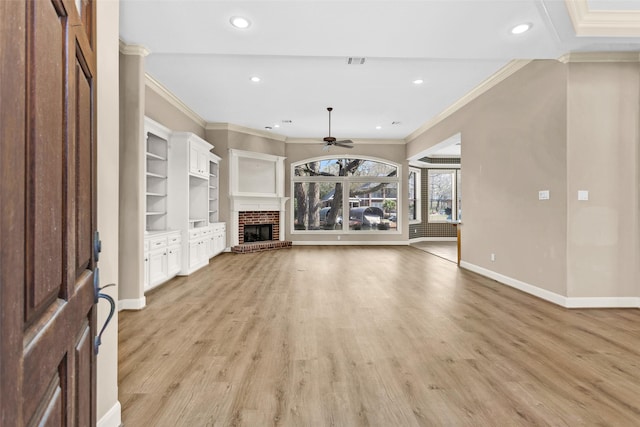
(294, 159), (337, 177)
(293, 182), (343, 230)
(408, 170), (416, 221)
(428, 170), (454, 222)
(348, 182), (397, 230)
(456, 169), (462, 221)
(348, 159), (397, 177)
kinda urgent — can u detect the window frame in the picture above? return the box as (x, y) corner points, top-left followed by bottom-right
(427, 168), (460, 224)
(408, 167), (421, 225)
(291, 155), (401, 234)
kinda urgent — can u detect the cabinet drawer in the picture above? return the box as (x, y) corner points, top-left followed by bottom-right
(167, 233), (181, 245)
(211, 223), (226, 233)
(149, 236), (167, 249)
(189, 229), (201, 240)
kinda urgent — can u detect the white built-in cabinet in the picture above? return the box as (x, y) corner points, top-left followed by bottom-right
(143, 225), (182, 291)
(139, 119), (226, 295)
(209, 154), (219, 223)
(168, 132), (224, 275)
(209, 222), (226, 257)
(143, 118), (183, 292)
(145, 120), (170, 232)
(190, 142), (210, 179)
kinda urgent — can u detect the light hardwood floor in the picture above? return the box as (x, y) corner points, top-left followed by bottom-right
(119, 246), (640, 426)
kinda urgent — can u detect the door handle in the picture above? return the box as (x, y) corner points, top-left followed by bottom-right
(94, 283), (116, 355)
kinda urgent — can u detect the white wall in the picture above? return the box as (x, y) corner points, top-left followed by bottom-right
(96, 1), (122, 426)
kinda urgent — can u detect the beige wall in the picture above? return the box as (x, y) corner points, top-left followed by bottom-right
(566, 61), (640, 298)
(145, 86), (206, 137)
(284, 142), (409, 243)
(118, 51), (145, 302)
(409, 60), (569, 296)
(408, 58), (640, 302)
(97, 0), (121, 425)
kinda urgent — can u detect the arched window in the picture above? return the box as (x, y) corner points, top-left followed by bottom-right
(291, 156), (400, 233)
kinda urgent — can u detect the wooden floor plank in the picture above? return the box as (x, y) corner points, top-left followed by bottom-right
(119, 246), (640, 426)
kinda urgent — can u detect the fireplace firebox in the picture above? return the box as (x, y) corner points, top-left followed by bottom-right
(244, 224), (273, 243)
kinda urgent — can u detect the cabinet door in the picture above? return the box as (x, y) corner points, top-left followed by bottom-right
(189, 144), (199, 176)
(167, 245), (181, 276)
(189, 240), (200, 269)
(149, 249), (168, 286)
(208, 235), (215, 258)
(189, 143), (209, 178)
(198, 151), (209, 177)
(144, 253), (150, 290)
(215, 230), (226, 254)
(197, 238), (208, 262)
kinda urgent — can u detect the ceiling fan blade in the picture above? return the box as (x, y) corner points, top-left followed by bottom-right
(334, 141), (354, 148)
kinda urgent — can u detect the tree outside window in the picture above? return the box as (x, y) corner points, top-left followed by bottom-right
(428, 169), (460, 222)
(292, 157), (400, 232)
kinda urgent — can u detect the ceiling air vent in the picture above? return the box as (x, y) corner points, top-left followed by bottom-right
(346, 57), (366, 65)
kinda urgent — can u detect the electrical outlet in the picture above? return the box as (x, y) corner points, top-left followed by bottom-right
(490, 253), (496, 262)
(337, 235), (341, 240)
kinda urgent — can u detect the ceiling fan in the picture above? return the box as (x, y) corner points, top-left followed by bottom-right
(322, 107), (353, 150)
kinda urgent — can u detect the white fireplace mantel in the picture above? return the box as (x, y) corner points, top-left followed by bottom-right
(230, 194), (289, 213)
(228, 149), (288, 246)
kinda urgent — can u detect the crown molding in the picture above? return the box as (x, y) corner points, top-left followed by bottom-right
(206, 123), (288, 142)
(565, 0), (640, 36)
(557, 51), (640, 63)
(118, 40), (150, 57)
(145, 73), (206, 128)
(405, 59), (532, 143)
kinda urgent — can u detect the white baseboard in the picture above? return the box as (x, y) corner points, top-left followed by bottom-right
(409, 237), (457, 243)
(292, 240), (409, 246)
(118, 297), (146, 311)
(460, 261), (640, 309)
(565, 297), (640, 309)
(460, 261), (568, 306)
(98, 400), (122, 427)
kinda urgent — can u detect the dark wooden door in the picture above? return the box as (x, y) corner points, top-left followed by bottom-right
(1, 0), (98, 425)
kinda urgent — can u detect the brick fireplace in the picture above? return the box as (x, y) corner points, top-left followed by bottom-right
(228, 149), (290, 253)
(232, 210), (291, 253)
(238, 211), (280, 244)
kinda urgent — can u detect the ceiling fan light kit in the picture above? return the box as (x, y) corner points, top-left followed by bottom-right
(322, 107), (354, 150)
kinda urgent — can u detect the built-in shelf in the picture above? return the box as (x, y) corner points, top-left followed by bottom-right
(145, 121), (170, 232)
(146, 172), (166, 179)
(146, 151), (166, 161)
(208, 153), (221, 224)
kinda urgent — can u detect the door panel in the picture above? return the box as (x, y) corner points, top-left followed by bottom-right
(1, 0), (97, 425)
(28, 0), (65, 317)
(75, 54), (93, 274)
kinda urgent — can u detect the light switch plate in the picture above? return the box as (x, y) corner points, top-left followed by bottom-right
(538, 190), (550, 200)
(578, 190), (589, 201)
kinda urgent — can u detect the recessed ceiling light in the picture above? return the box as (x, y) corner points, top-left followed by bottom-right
(230, 16), (251, 29)
(413, 79), (424, 85)
(511, 23), (532, 35)
(250, 76), (261, 83)
(376, 126), (382, 130)
(274, 124), (280, 128)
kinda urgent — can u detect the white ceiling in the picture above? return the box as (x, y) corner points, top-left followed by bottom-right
(119, 0), (640, 141)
